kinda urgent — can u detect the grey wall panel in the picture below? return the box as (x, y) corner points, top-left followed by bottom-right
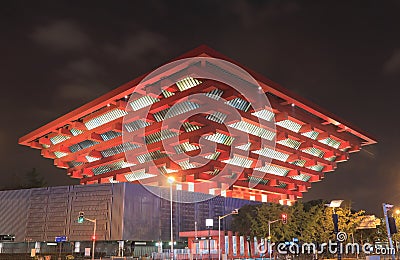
(0, 189), (31, 242)
(0, 184), (117, 242)
(68, 184), (113, 241)
(27, 187), (59, 242)
(122, 184), (162, 241)
(110, 183), (124, 241)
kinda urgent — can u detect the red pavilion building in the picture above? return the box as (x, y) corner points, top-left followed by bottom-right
(19, 46), (376, 206)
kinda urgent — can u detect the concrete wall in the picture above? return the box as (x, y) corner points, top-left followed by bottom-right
(0, 184), (122, 242)
(0, 189), (31, 242)
(0, 183), (258, 242)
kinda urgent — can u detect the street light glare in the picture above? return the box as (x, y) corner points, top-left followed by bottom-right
(396, 209), (400, 215)
(326, 200), (344, 208)
(167, 176), (175, 184)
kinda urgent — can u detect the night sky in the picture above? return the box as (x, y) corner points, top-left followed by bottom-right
(1, 1), (399, 215)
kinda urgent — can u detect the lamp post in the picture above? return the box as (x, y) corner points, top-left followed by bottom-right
(383, 203), (396, 260)
(206, 219), (213, 260)
(395, 210), (400, 257)
(268, 219), (280, 260)
(87, 218), (97, 260)
(326, 200), (344, 260)
(218, 209), (238, 260)
(77, 212), (96, 260)
(168, 176), (175, 260)
(83, 217), (96, 260)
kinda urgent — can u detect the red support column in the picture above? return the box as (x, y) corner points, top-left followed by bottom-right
(235, 232), (240, 257)
(188, 239), (195, 257)
(220, 231), (225, 256)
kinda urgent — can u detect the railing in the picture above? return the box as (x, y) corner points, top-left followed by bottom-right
(151, 249), (224, 260)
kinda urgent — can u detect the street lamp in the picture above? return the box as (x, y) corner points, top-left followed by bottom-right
(326, 200), (344, 260)
(206, 218), (213, 260)
(218, 209), (238, 260)
(77, 212), (97, 260)
(267, 219), (280, 260)
(383, 203), (396, 260)
(167, 176), (175, 260)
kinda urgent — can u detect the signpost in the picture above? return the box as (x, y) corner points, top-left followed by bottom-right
(85, 248), (91, 257)
(55, 236), (67, 243)
(356, 215), (380, 229)
(55, 236), (67, 259)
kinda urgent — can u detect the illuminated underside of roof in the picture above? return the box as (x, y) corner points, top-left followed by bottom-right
(19, 45), (376, 205)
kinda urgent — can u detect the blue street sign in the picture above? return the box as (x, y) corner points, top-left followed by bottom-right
(55, 236), (67, 242)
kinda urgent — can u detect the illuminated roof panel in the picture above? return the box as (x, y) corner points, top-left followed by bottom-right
(85, 109), (127, 130)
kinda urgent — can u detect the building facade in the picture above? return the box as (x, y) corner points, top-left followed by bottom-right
(0, 183), (257, 243)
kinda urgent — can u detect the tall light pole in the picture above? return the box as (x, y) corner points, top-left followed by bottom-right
(168, 176), (175, 260)
(78, 212), (97, 260)
(326, 200), (344, 260)
(395, 209), (400, 256)
(218, 209), (238, 260)
(267, 219), (280, 260)
(85, 218), (97, 260)
(206, 219), (213, 260)
(383, 203), (396, 260)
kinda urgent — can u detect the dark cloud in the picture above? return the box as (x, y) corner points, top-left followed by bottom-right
(57, 83), (108, 100)
(231, 0), (301, 28)
(56, 58), (108, 101)
(31, 20), (90, 51)
(60, 58), (102, 78)
(383, 49), (400, 75)
(30, 108), (62, 121)
(104, 31), (168, 62)
(0, 130), (4, 147)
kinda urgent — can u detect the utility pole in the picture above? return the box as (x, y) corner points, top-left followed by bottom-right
(85, 217), (97, 260)
(326, 200), (344, 260)
(206, 219), (213, 260)
(77, 212), (97, 260)
(268, 219), (280, 260)
(383, 203), (396, 260)
(218, 209), (238, 260)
